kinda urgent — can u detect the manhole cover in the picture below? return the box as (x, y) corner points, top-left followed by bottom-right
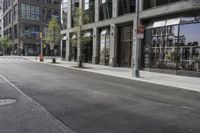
(0, 99), (16, 106)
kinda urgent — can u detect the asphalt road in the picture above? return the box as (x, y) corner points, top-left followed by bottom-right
(0, 56), (200, 133)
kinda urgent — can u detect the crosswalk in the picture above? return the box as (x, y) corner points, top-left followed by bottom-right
(0, 58), (33, 63)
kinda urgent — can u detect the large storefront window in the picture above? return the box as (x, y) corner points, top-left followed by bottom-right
(99, 0), (112, 20)
(118, 0), (135, 16)
(150, 25), (179, 69)
(144, 17), (200, 74)
(99, 28), (110, 65)
(179, 23), (200, 71)
(82, 31), (93, 63)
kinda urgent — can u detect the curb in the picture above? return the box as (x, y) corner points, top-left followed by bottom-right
(26, 58), (200, 93)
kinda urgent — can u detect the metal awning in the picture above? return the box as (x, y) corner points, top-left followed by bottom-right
(71, 35), (77, 39)
(101, 0), (106, 4)
(152, 18), (181, 28)
(101, 29), (109, 35)
(83, 32), (92, 37)
(166, 18), (181, 26)
(153, 20), (166, 28)
(63, 36), (67, 40)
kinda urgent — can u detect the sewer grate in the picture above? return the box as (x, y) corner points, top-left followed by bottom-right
(0, 99), (16, 106)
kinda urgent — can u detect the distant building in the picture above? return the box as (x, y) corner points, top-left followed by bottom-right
(3, 0), (61, 56)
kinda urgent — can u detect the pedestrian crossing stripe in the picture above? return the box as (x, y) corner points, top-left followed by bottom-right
(0, 58), (33, 63)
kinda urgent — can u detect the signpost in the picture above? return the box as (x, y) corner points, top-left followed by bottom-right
(132, 0), (141, 78)
(137, 24), (144, 39)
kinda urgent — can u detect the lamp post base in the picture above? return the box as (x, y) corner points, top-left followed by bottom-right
(132, 68), (140, 78)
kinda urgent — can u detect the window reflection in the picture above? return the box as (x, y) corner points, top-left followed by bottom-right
(61, 0), (68, 29)
(118, 0), (135, 16)
(99, 28), (110, 65)
(149, 25), (179, 69)
(145, 22), (200, 72)
(84, 0), (95, 23)
(179, 23), (200, 71)
(99, 0), (112, 20)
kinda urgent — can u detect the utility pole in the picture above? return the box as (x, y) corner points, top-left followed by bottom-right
(132, 0), (140, 77)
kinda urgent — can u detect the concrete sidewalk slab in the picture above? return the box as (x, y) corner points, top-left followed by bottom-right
(24, 56), (200, 93)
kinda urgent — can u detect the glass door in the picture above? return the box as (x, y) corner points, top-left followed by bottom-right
(118, 25), (133, 67)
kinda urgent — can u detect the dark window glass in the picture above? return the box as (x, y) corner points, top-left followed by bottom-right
(71, 0), (79, 27)
(83, 0), (95, 23)
(61, 0), (68, 29)
(143, 0), (181, 9)
(99, 0), (112, 20)
(22, 25), (40, 40)
(118, 0), (135, 16)
(99, 28), (110, 65)
(21, 4), (40, 21)
(118, 25), (133, 67)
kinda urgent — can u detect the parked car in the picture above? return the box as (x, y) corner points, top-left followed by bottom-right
(0, 51), (3, 56)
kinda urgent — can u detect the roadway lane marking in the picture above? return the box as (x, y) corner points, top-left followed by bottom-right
(0, 99), (16, 106)
(0, 73), (76, 133)
(0, 58), (32, 63)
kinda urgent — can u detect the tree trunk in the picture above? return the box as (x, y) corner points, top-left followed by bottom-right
(78, 43), (84, 67)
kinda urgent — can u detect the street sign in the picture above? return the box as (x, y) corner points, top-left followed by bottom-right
(137, 24), (144, 39)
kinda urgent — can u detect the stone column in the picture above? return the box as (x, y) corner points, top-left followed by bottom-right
(109, 24), (117, 67)
(95, 0), (99, 22)
(92, 27), (99, 64)
(132, 0), (141, 77)
(112, 0), (118, 18)
(139, 0), (144, 11)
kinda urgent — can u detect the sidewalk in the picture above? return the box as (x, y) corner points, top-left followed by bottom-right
(25, 56), (200, 92)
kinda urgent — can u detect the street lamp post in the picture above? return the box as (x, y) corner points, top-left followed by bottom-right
(132, 0), (140, 77)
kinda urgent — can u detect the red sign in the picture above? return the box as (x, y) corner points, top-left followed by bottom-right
(137, 24), (144, 39)
(138, 24), (144, 34)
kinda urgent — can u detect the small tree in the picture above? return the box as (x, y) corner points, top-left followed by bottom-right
(72, 8), (92, 67)
(0, 35), (12, 55)
(45, 16), (61, 62)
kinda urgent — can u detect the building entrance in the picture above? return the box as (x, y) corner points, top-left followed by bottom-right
(118, 25), (133, 67)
